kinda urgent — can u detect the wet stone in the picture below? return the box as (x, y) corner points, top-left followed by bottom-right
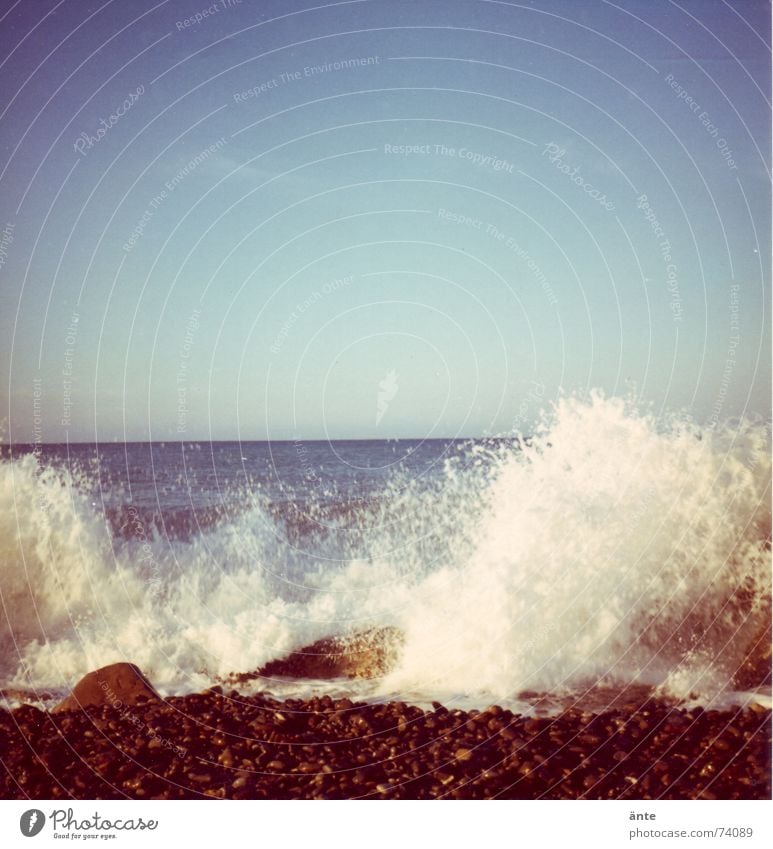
(2, 678), (769, 801)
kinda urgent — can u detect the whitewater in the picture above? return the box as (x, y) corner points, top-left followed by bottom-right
(1, 393), (770, 711)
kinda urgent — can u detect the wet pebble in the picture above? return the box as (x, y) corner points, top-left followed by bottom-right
(1, 690), (768, 801)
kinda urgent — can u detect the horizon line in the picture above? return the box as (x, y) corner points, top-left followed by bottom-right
(3, 434), (523, 447)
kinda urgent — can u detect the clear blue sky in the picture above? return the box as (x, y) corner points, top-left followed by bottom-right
(1, 0), (769, 441)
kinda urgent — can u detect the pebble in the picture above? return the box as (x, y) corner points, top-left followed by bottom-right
(1, 689), (768, 801)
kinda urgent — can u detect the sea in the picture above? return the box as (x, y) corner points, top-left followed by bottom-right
(1, 393), (770, 714)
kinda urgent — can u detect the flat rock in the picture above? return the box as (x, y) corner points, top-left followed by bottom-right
(257, 626), (404, 680)
(53, 662), (161, 713)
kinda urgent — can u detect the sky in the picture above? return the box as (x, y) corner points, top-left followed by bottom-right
(0, 0), (769, 442)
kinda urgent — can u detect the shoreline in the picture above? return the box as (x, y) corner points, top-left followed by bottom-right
(1, 691), (770, 800)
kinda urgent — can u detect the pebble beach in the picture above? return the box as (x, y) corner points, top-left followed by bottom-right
(2, 690), (769, 800)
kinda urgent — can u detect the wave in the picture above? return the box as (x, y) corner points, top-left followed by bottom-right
(1, 392), (769, 707)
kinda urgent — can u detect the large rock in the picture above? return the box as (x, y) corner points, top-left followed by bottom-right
(257, 626), (404, 681)
(53, 662), (161, 713)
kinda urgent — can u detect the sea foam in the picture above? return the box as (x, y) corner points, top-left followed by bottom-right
(1, 393), (769, 708)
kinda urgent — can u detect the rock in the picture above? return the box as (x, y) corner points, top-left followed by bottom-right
(218, 747), (234, 767)
(257, 627), (404, 680)
(733, 615), (772, 690)
(53, 663), (161, 713)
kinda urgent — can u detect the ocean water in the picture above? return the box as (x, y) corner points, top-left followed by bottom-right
(1, 393), (770, 713)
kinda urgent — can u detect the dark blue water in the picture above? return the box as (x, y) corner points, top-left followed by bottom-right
(2, 439), (506, 541)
